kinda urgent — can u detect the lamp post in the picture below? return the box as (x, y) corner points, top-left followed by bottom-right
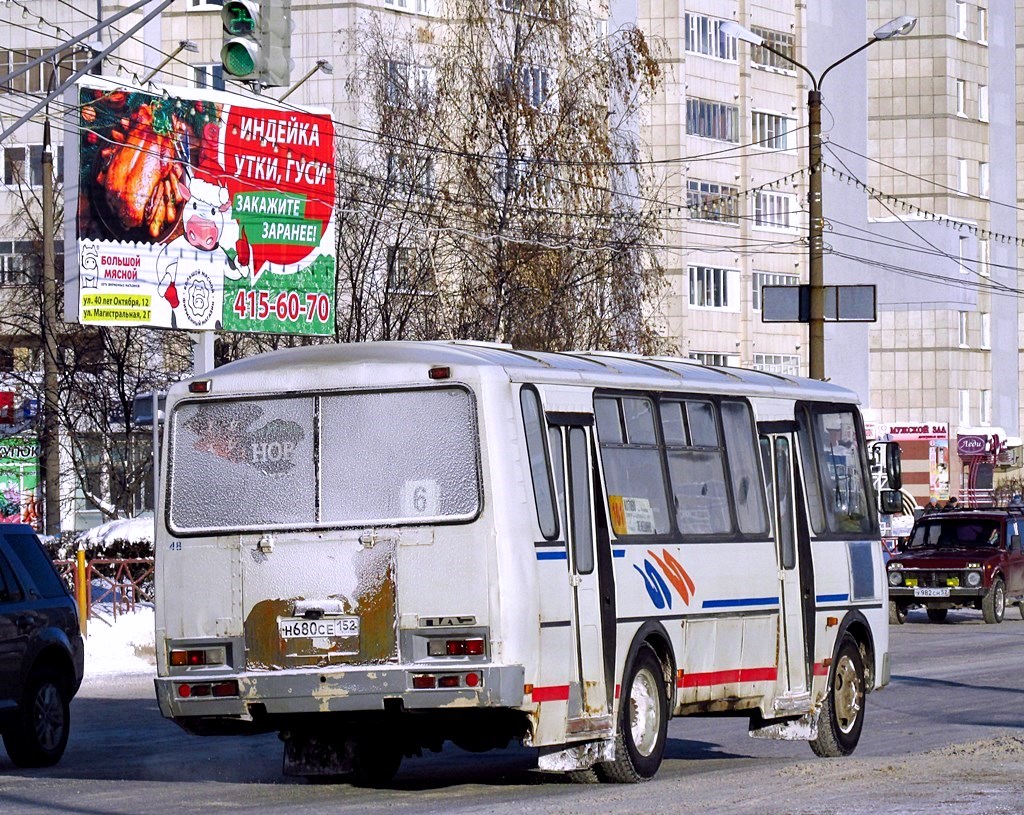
(278, 59), (333, 102)
(142, 39), (199, 84)
(722, 16), (917, 380)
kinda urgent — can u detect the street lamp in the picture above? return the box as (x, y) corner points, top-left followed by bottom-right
(278, 59), (333, 102)
(722, 16), (917, 380)
(142, 39), (199, 84)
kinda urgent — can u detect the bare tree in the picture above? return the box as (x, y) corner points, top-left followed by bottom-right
(335, 1), (669, 353)
(1, 161), (192, 525)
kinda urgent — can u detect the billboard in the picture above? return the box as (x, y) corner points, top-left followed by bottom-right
(0, 436), (40, 527)
(65, 78), (336, 335)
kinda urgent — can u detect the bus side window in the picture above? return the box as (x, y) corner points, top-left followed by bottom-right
(662, 400), (731, 535)
(595, 396), (672, 537)
(520, 387), (558, 540)
(721, 401), (769, 535)
(798, 404), (873, 536)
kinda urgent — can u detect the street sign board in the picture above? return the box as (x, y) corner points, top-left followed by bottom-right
(761, 284), (877, 323)
(65, 78), (336, 335)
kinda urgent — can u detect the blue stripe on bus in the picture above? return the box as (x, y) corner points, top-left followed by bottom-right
(612, 550), (625, 558)
(536, 551), (568, 561)
(817, 593), (850, 603)
(702, 597), (778, 609)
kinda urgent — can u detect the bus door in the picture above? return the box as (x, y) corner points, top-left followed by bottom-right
(758, 422), (811, 706)
(547, 417), (612, 733)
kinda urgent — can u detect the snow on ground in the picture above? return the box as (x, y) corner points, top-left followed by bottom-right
(83, 603), (157, 679)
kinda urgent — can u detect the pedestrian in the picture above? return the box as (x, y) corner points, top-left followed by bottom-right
(922, 497), (940, 513)
(943, 496), (960, 511)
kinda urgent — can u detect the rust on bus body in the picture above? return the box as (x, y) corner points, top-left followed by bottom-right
(244, 542), (397, 669)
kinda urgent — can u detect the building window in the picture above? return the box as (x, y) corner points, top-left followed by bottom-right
(957, 158), (968, 194)
(1, 145), (53, 187)
(958, 311), (969, 347)
(0, 47), (91, 94)
(753, 353), (799, 376)
(979, 238), (990, 276)
(497, 61), (554, 109)
(688, 265), (735, 309)
(979, 162), (989, 198)
(686, 179), (739, 223)
(386, 246), (434, 294)
(752, 111), (795, 150)
(752, 271), (799, 311)
(959, 389), (970, 425)
(981, 312), (990, 348)
(978, 84), (988, 121)
(496, 0), (554, 18)
(978, 6), (988, 43)
(750, 26), (795, 73)
(686, 97), (740, 143)
(386, 151), (434, 194)
(191, 0), (223, 6)
(0, 240), (40, 286)
(684, 14), (736, 61)
(688, 352), (738, 367)
(980, 390), (991, 425)
(956, 79), (967, 116)
(956, 1), (968, 37)
(3, 146), (25, 186)
(754, 191), (795, 229)
(193, 64), (225, 91)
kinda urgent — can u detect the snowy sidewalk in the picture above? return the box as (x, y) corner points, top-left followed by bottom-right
(83, 603), (157, 679)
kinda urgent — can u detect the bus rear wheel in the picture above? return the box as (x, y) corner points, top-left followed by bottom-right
(596, 646), (668, 783)
(810, 634), (865, 758)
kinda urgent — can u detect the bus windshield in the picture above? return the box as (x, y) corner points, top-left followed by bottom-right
(167, 386), (480, 533)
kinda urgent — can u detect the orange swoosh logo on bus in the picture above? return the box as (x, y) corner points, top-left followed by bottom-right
(647, 549), (696, 605)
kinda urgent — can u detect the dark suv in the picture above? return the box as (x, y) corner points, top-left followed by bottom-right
(0, 524), (85, 766)
(887, 508), (1024, 624)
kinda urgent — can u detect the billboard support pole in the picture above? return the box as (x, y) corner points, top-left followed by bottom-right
(192, 332), (215, 376)
(42, 118), (61, 536)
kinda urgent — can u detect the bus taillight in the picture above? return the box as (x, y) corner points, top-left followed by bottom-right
(428, 638), (486, 657)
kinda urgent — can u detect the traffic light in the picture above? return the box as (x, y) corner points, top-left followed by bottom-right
(221, 0), (292, 88)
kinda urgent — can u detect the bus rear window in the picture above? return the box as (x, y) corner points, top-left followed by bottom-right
(168, 387), (480, 533)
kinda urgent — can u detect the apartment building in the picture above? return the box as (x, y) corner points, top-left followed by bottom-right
(2, 0), (1023, 514)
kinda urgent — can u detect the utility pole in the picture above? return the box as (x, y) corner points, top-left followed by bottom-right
(41, 118), (61, 535)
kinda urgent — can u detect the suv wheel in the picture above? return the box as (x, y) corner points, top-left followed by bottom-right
(982, 578), (1005, 625)
(2, 668), (71, 767)
(888, 601), (907, 625)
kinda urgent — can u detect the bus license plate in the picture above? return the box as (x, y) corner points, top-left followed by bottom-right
(278, 617), (359, 639)
(914, 587), (950, 598)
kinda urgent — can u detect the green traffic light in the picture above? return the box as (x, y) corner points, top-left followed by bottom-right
(222, 41), (256, 76)
(223, 2), (256, 36)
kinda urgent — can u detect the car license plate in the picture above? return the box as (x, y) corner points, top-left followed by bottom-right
(278, 617), (359, 639)
(914, 587), (950, 598)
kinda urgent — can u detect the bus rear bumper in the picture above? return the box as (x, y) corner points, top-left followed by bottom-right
(154, 663), (526, 727)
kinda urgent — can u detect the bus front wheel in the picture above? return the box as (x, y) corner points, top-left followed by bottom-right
(810, 634), (865, 758)
(597, 646), (668, 783)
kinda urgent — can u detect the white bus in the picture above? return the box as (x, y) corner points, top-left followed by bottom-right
(153, 341), (901, 784)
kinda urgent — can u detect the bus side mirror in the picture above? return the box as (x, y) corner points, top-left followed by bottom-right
(879, 489), (903, 515)
(885, 442), (902, 491)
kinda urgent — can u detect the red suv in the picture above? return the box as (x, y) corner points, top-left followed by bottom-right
(887, 508), (1024, 624)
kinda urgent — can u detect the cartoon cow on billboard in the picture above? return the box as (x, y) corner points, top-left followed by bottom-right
(157, 176), (249, 328)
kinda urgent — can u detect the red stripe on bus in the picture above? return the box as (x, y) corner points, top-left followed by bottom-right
(531, 685), (571, 702)
(813, 662), (830, 676)
(677, 667), (777, 688)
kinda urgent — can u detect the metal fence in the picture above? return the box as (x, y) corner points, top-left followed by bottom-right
(55, 557), (155, 621)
